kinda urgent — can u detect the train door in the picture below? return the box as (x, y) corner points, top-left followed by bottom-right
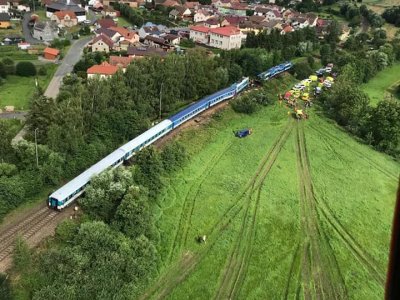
(50, 197), (57, 208)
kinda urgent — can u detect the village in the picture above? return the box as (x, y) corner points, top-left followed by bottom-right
(0, 0), (350, 79)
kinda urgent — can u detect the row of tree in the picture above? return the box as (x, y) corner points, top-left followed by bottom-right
(339, 3), (384, 28)
(320, 63), (400, 157)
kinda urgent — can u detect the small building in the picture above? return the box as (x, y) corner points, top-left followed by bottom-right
(33, 21), (59, 41)
(109, 55), (134, 69)
(0, 0), (9, 14)
(51, 10), (78, 27)
(168, 6), (191, 20)
(189, 25), (210, 44)
(46, 0), (86, 22)
(0, 12), (10, 28)
(91, 33), (114, 52)
(10, 0), (30, 12)
(87, 62), (119, 79)
(43, 47), (60, 60)
(127, 46), (167, 59)
(17, 41), (31, 50)
(101, 6), (119, 18)
(96, 17), (116, 29)
(108, 26), (139, 44)
(163, 33), (180, 45)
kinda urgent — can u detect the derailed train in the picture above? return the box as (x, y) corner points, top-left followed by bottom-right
(49, 61), (293, 210)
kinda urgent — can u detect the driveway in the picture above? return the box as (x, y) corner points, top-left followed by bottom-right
(22, 12), (42, 44)
(44, 36), (92, 98)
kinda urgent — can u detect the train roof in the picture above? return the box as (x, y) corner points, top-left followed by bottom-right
(49, 148), (126, 201)
(169, 85), (236, 122)
(119, 119), (172, 154)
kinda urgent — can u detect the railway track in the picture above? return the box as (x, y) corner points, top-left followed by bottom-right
(0, 207), (58, 263)
(141, 120), (294, 300)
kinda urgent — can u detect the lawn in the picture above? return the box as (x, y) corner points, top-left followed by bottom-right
(115, 16), (133, 27)
(0, 20), (23, 40)
(361, 63), (400, 106)
(142, 76), (399, 299)
(0, 64), (57, 110)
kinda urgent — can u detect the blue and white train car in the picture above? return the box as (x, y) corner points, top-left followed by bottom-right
(48, 148), (126, 209)
(48, 77), (250, 210)
(257, 61), (293, 81)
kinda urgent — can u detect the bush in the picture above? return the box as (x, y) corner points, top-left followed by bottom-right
(38, 66), (47, 76)
(15, 61), (37, 77)
(2, 57), (15, 75)
(231, 95), (259, 114)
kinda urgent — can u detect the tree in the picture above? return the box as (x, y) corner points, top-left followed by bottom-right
(0, 61), (6, 78)
(2, 57), (15, 75)
(161, 142), (187, 172)
(320, 44), (332, 65)
(16, 61), (37, 77)
(292, 61), (313, 80)
(113, 186), (154, 239)
(366, 99), (400, 155)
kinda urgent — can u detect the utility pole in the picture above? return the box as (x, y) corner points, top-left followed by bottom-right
(34, 128), (39, 168)
(159, 82), (163, 120)
(32, 0), (35, 13)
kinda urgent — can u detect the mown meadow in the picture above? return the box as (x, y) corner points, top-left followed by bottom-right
(147, 78), (399, 299)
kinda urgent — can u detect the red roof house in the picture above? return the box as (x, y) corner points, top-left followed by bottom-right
(87, 62), (119, 78)
(43, 47), (60, 60)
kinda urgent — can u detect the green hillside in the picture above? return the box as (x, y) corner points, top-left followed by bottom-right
(144, 87), (399, 299)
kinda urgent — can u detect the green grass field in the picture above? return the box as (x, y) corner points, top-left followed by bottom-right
(362, 63), (400, 106)
(0, 64), (57, 110)
(142, 77), (399, 299)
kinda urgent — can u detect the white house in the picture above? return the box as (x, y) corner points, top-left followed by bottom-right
(189, 25), (209, 44)
(193, 9), (210, 23)
(190, 25), (242, 50)
(0, 0), (9, 13)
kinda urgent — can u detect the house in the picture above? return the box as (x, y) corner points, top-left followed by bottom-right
(190, 25), (242, 50)
(262, 19), (282, 32)
(91, 33), (114, 52)
(156, 0), (180, 7)
(10, 0), (30, 12)
(33, 21), (59, 41)
(87, 62), (119, 79)
(193, 10), (210, 23)
(169, 6), (192, 20)
(46, 0), (86, 22)
(101, 6), (119, 18)
(281, 24), (293, 35)
(265, 9), (282, 21)
(51, 10), (78, 27)
(306, 13), (318, 27)
(204, 17), (220, 28)
(17, 41), (31, 49)
(163, 33), (180, 45)
(109, 55), (134, 69)
(249, 15), (267, 25)
(43, 47), (60, 60)
(183, 1), (199, 9)
(109, 26), (139, 44)
(189, 25), (210, 44)
(0, 12), (10, 28)
(144, 35), (169, 48)
(96, 17), (116, 29)
(103, 0), (138, 9)
(223, 15), (245, 27)
(95, 27), (121, 42)
(138, 23), (167, 39)
(0, 0), (9, 13)
(292, 17), (309, 29)
(127, 46), (168, 59)
(209, 26), (241, 50)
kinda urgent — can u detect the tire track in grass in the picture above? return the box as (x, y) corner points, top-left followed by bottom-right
(311, 124), (398, 180)
(310, 125), (391, 284)
(283, 243), (301, 300)
(168, 141), (234, 263)
(141, 120), (294, 300)
(295, 123), (347, 300)
(214, 121), (294, 300)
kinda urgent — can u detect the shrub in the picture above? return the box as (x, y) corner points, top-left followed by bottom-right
(231, 95), (259, 114)
(2, 57), (15, 75)
(15, 61), (37, 77)
(38, 66), (47, 76)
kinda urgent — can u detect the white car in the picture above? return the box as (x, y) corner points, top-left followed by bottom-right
(301, 79), (312, 85)
(294, 83), (306, 91)
(323, 80), (332, 88)
(325, 67), (332, 73)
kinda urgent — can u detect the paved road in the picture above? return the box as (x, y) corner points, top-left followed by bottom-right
(44, 36), (92, 98)
(22, 12), (42, 44)
(0, 112), (27, 119)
